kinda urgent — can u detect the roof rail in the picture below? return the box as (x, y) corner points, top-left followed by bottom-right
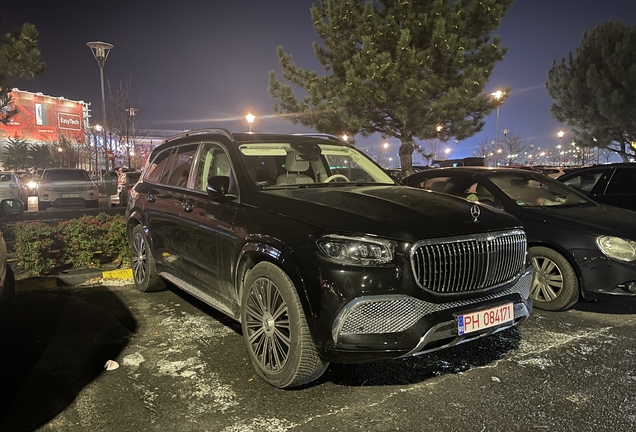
(292, 133), (347, 144)
(163, 128), (234, 144)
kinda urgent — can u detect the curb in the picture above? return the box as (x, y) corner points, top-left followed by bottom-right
(16, 268), (134, 292)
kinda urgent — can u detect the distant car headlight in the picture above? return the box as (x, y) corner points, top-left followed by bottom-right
(317, 235), (396, 266)
(27, 181), (37, 189)
(596, 236), (636, 262)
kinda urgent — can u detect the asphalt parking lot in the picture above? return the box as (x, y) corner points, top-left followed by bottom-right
(1, 283), (636, 432)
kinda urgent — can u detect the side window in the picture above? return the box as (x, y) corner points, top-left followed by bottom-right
(605, 169), (636, 195)
(423, 177), (455, 193)
(194, 143), (238, 195)
(562, 171), (603, 194)
(160, 144), (199, 187)
(145, 148), (175, 183)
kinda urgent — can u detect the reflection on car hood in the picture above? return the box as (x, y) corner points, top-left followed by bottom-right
(258, 186), (522, 242)
(521, 204), (636, 239)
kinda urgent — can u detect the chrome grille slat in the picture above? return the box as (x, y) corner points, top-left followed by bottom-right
(410, 230), (527, 294)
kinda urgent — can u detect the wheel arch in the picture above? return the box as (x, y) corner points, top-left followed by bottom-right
(527, 240), (588, 298)
(235, 243), (320, 339)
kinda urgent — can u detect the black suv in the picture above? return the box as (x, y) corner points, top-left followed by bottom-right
(126, 129), (533, 388)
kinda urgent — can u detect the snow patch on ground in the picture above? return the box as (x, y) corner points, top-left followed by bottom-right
(220, 417), (299, 432)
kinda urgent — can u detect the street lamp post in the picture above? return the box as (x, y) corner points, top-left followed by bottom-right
(126, 107), (138, 169)
(245, 113), (255, 132)
(491, 90), (504, 164)
(87, 41), (113, 182)
(557, 131), (564, 165)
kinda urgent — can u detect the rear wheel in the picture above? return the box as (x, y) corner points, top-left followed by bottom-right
(241, 262), (328, 388)
(130, 224), (166, 292)
(530, 246), (579, 311)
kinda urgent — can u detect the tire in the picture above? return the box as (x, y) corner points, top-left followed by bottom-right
(529, 246), (579, 311)
(241, 262), (328, 388)
(130, 224), (166, 292)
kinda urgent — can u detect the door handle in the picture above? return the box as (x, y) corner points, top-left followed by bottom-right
(147, 194), (156, 203)
(182, 201), (193, 212)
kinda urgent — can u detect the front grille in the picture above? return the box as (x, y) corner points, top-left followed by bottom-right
(411, 230), (526, 294)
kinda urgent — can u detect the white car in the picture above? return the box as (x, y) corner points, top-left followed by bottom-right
(0, 172), (27, 207)
(37, 168), (99, 211)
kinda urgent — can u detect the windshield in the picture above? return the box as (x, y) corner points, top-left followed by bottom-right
(238, 142), (395, 189)
(43, 169), (91, 182)
(487, 172), (592, 207)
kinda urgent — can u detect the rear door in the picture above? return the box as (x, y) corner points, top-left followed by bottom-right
(138, 144), (199, 271)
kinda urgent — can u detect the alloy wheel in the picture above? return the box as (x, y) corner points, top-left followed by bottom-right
(131, 231), (147, 285)
(244, 277), (291, 372)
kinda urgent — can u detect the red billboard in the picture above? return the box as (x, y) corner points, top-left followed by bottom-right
(0, 89), (88, 143)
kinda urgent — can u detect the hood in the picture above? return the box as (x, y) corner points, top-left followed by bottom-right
(521, 204), (636, 240)
(253, 186), (523, 243)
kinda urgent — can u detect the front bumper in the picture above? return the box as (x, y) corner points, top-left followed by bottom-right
(317, 270), (533, 363)
(573, 249), (636, 298)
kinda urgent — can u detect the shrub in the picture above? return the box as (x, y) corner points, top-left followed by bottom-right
(13, 213), (129, 276)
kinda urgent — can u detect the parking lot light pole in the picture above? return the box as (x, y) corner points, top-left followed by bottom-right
(491, 90), (504, 164)
(87, 41), (113, 183)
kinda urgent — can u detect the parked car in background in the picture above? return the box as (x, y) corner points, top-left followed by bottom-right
(37, 168), (99, 211)
(403, 167), (636, 311)
(558, 163), (636, 212)
(127, 129), (534, 388)
(112, 171), (140, 206)
(0, 199), (24, 315)
(0, 172), (27, 207)
(532, 166), (577, 179)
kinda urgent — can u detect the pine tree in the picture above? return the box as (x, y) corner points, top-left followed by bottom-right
(546, 20), (636, 161)
(269, 0), (512, 175)
(0, 19), (46, 124)
(1, 135), (30, 170)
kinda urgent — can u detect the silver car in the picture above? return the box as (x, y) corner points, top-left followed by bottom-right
(0, 172), (27, 207)
(37, 168), (99, 211)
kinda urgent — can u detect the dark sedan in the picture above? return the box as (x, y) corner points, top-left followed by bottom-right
(404, 167), (636, 311)
(558, 163), (636, 212)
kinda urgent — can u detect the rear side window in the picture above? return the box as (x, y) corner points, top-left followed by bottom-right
(145, 148), (175, 183)
(605, 169), (636, 195)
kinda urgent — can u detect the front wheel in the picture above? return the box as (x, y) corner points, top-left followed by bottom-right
(529, 246), (579, 311)
(130, 224), (166, 292)
(241, 262), (328, 388)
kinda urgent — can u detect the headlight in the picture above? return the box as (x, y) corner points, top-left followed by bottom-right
(596, 236), (636, 262)
(27, 181), (37, 189)
(317, 235), (396, 266)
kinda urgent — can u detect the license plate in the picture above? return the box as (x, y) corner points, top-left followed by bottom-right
(62, 193), (80, 198)
(457, 302), (514, 336)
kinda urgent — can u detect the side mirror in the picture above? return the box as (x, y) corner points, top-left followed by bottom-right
(206, 176), (236, 201)
(0, 198), (24, 216)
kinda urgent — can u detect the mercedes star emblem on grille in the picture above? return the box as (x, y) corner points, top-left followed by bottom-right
(470, 204), (481, 222)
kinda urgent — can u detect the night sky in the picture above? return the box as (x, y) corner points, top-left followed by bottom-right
(3, 0), (636, 164)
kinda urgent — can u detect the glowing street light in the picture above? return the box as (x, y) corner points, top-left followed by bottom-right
(491, 90), (504, 157)
(245, 113), (255, 132)
(341, 133), (349, 142)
